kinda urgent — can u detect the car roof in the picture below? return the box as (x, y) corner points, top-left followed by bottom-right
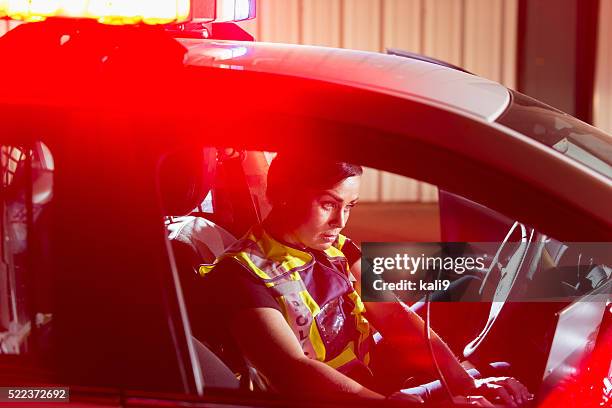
(179, 39), (511, 123)
(0, 24), (507, 123)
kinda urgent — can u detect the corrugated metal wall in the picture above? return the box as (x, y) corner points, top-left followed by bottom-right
(0, 20), (20, 36)
(241, 0), (518, 202)
(243, 0), (517, 89)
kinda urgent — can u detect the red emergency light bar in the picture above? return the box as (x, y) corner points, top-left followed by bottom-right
(0, 0), (255, 25)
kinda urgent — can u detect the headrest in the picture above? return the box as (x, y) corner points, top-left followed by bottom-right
(158, 147), (217, 216)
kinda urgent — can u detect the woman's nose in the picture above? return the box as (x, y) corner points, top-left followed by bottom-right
(329, 208), (347, 228)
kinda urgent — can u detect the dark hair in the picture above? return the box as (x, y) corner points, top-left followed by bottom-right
(266, 153), (363, 206)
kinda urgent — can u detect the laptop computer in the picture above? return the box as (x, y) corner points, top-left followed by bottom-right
(537, 277), (611, 403)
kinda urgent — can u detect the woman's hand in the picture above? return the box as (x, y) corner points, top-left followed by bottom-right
(473, 376), (533, 407)
(452, 395), (496, 407)
(386, 390), (425, 404)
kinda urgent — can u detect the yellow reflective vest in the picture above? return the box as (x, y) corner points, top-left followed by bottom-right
(199, 224), (373, 375)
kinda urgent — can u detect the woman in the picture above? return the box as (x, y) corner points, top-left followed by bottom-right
(198, 153), (531, 406)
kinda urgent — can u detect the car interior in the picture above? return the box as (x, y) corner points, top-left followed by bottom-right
(154, 145), (611, 400)
(1, 140), (610, 405)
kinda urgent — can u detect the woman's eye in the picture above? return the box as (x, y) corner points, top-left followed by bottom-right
(344, 204), (356, 213)
(321, 202), (336, 210)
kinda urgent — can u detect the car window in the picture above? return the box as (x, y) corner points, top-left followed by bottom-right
(1, 142), (55, 375)
(1, 134), (205, 396)
(160, 145), (611, 399)
(497, 91), (612, 179)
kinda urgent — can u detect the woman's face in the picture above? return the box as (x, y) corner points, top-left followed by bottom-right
(286, 175), (361, 251)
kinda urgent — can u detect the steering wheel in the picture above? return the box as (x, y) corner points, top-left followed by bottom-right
(463, 221), (547, 358)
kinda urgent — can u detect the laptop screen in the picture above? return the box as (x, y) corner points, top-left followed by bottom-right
(540, 279), (611, 397)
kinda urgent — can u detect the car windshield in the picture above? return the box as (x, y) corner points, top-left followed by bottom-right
(497, 91), (612, 179)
